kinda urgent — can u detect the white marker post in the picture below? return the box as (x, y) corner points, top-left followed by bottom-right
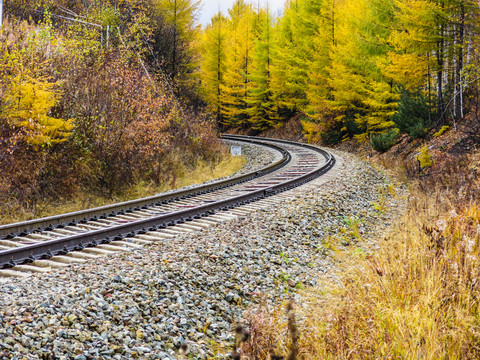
(231, 146), (242, 157)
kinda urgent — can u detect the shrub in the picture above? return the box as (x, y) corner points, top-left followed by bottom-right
(433, 125), (449, 137)
(0, 16), (220, 214)
(370, 128), (399, 153)
(301, 119), (321, 143)
(392, 90), (432, 138)
(417, 145), (433, 169)
(320, 117), (365, 145)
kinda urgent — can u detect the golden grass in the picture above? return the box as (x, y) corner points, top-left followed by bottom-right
(0, 151), (246, 224)
(239, 156), (480, 360)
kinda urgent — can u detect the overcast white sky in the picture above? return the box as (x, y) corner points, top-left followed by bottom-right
(198, 0), (286, 26)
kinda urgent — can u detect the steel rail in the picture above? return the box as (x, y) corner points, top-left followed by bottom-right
(0, 138), (289, 239)
(0, 136), (335, 268)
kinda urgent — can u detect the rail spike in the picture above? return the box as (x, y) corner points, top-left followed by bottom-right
(7, 259), (16, 268)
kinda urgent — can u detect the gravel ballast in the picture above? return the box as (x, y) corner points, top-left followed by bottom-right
(0, 149), (405, 359)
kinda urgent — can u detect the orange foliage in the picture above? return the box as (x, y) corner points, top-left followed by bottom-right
(0, 14), (220, 212)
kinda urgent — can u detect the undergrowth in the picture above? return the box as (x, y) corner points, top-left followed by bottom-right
(0, 151), (246, 224)
(236, 152), (480, 359)
(0, 16), (221, 218)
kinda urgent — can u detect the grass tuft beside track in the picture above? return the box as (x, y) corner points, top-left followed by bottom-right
(237, 154), (480, 359)
(1, 152), (246, 225)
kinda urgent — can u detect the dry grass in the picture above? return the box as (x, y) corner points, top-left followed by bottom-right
(238, 153), (480, 359)
(0, 151), (246, 224)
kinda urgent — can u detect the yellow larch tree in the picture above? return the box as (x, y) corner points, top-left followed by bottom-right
(219, 0), (257, 128)
(200, 12), (228, 123)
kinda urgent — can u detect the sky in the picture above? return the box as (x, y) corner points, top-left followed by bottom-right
(198, 0), (286, 26)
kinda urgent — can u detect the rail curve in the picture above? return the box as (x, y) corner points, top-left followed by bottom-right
(0, 136), (335, 269)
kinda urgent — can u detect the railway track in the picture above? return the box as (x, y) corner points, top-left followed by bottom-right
(0, 135), (335, 277)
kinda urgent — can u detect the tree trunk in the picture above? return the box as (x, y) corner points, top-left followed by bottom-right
(436, 42), (445, 124)
(455, 2), (465, 120)
(217, 30), (222, 124)
(436, 2), (445, 125)
(172, 0), (177, 80)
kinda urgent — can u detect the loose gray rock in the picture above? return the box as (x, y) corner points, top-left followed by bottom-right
(0, 150), (405, 359)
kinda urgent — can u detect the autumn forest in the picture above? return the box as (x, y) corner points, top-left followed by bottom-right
(202, 0), (480, 144)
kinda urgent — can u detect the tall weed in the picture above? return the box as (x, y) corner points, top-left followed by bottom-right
(239, 154), (480, 359)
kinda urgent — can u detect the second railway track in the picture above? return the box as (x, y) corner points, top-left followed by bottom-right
(0, 135), (335, 275)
